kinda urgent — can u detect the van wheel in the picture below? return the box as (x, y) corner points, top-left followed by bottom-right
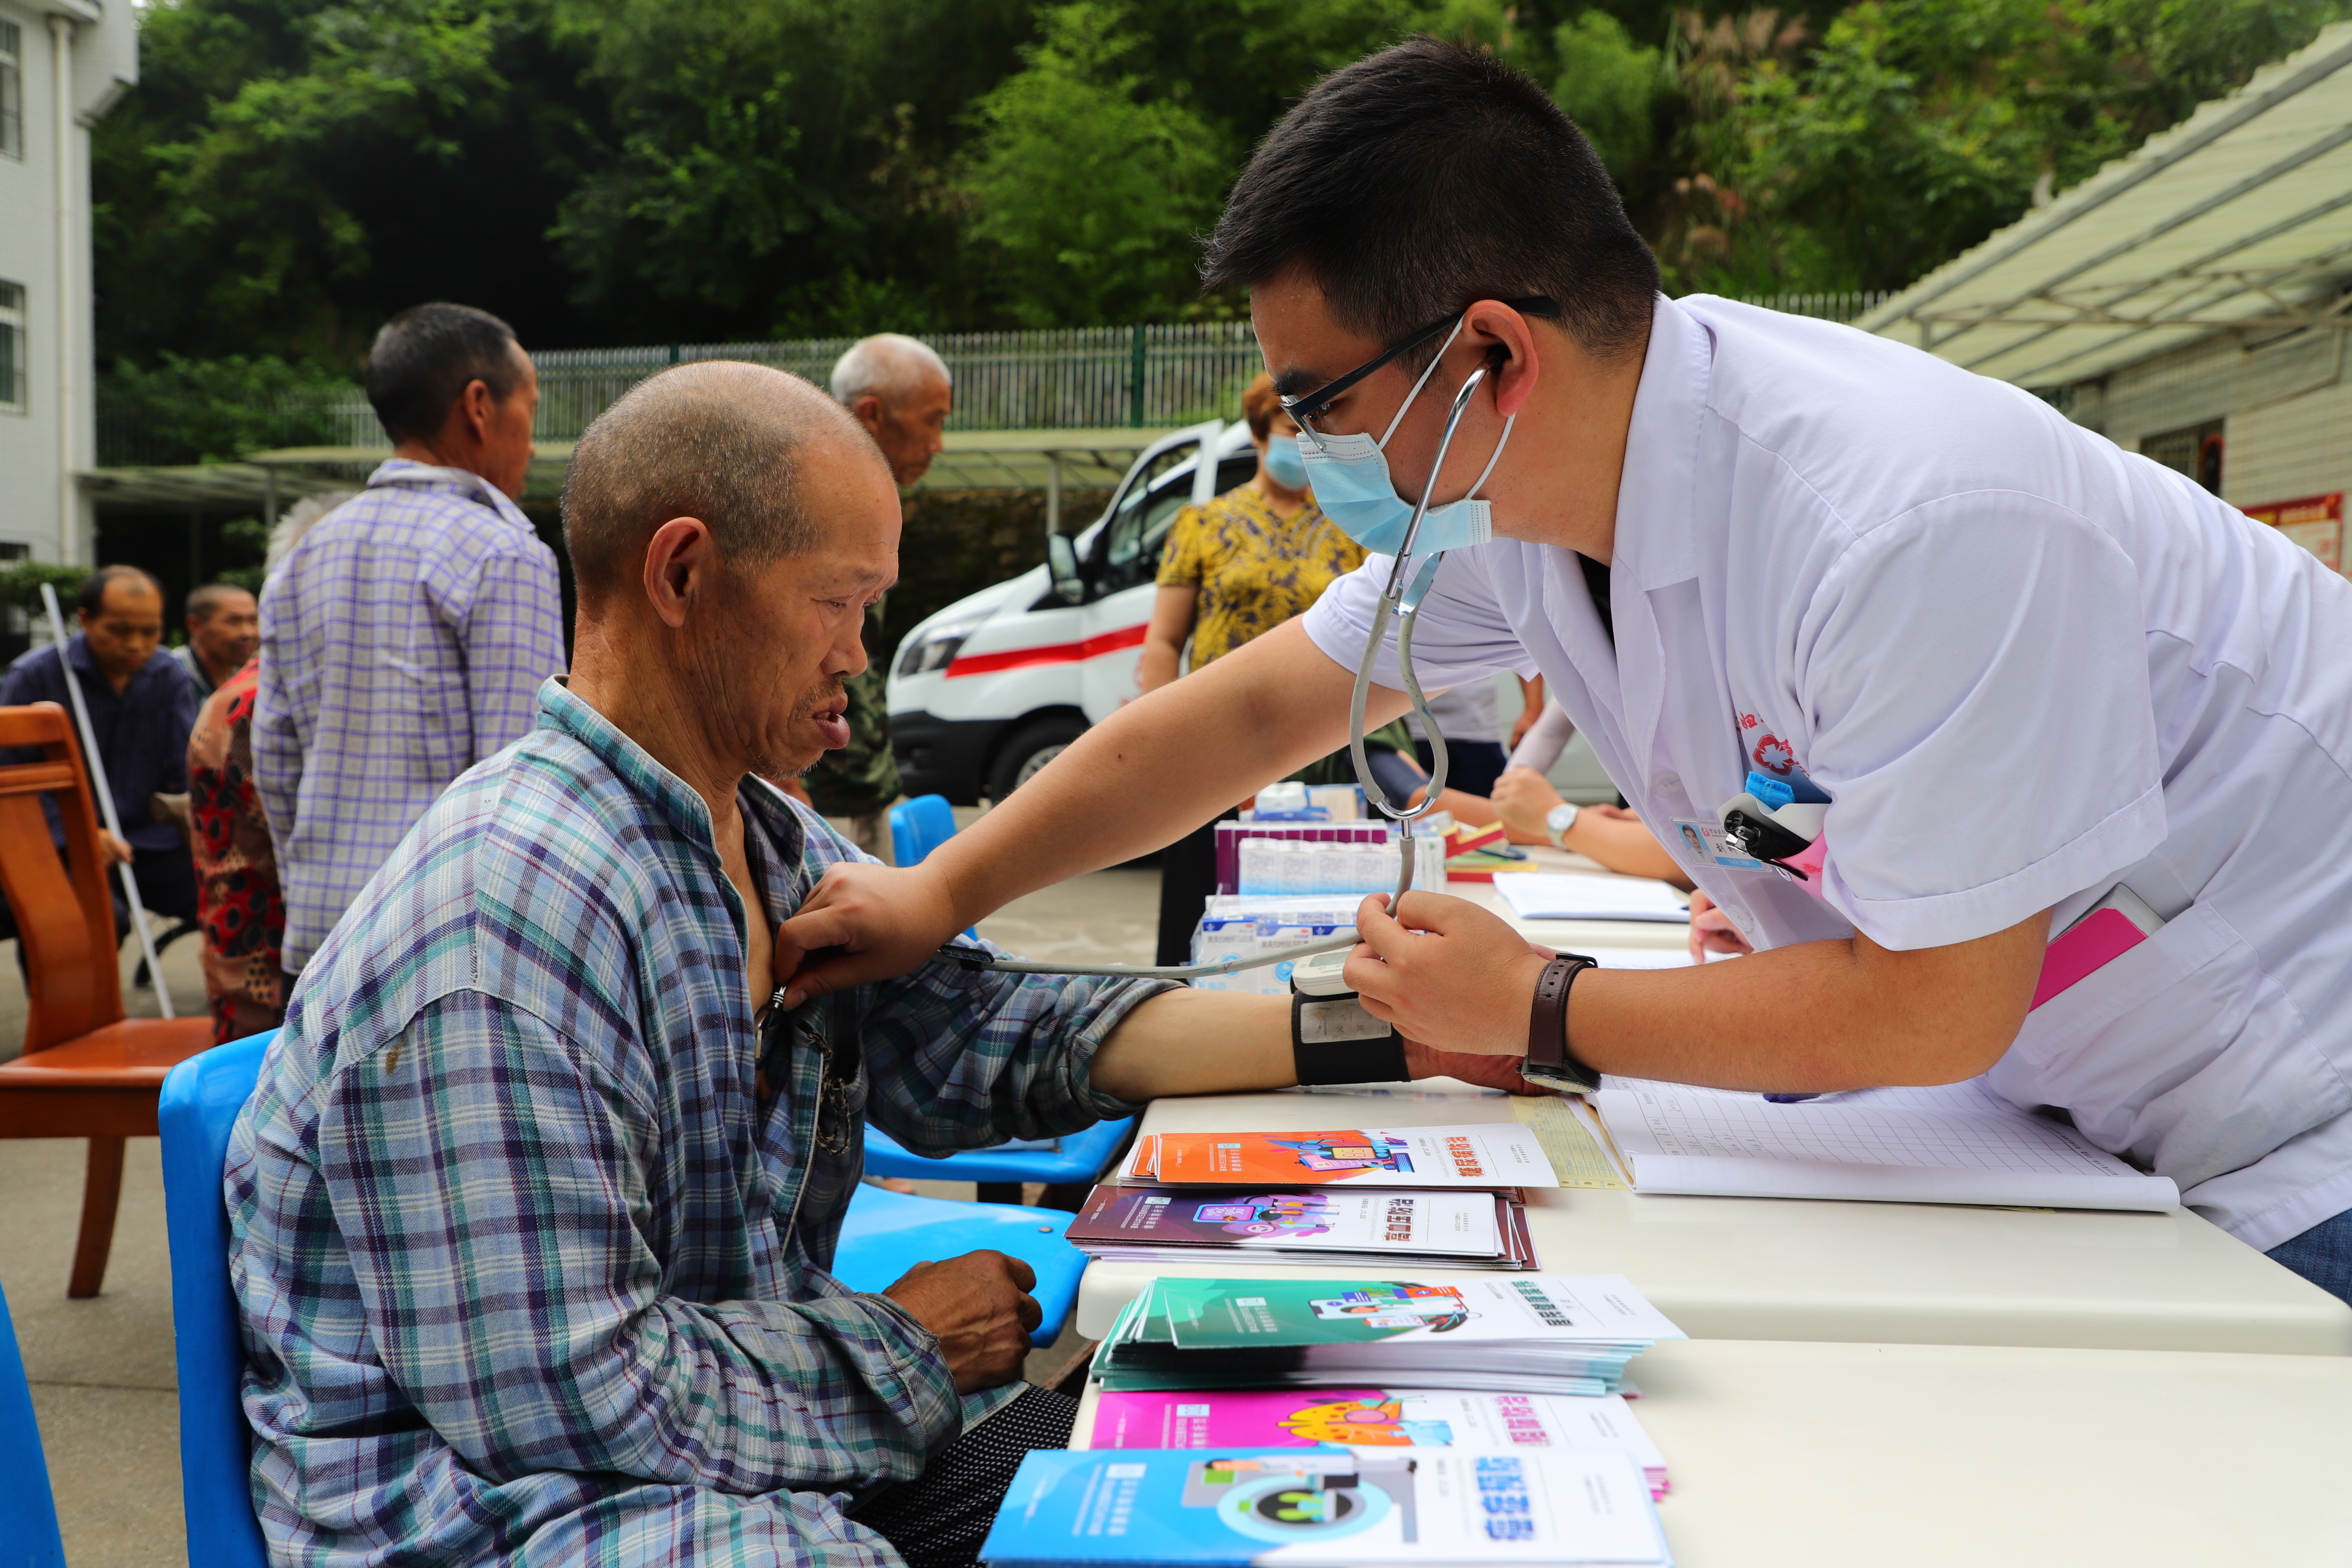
(987, 715), (1088, 801)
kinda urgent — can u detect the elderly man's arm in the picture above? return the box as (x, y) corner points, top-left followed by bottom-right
(459, 543), (568, 762)
(862, 962), (1542, 1149)
(322, 992), (960, 1493)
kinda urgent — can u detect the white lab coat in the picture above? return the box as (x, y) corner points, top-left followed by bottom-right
(1303, 293), (2352, 1251)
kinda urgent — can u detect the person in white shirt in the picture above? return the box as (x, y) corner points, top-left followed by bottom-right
(776, 39), (2352, 1304)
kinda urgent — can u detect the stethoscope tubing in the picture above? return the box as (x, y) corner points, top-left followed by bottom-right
(944, 354), (1497, 980)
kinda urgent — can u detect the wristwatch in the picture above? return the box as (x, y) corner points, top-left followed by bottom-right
(1523, 953), (1602, 1094)
(1544, 801), (1582, 848)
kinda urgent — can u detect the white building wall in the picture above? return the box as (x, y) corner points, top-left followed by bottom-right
(0, 0), (134, 567)
(2070, 324), (2352, 565)
(2225, 363), (2352, 511)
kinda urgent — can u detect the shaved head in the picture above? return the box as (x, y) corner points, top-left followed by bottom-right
(562, 361), (882, 604)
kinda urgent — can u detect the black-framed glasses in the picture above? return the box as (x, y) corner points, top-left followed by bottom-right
(1277, 295), (1563, 427)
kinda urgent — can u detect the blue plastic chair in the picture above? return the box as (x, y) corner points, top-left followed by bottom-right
(159, 1030), (275, 1568)
(862, 1117), (1136, 1196)
(155, 1029), (1082, 1568)
(876, 795), (1134, 1202)
(887, 794), (961, 870)
(833, 1183), (1086, 1348)
(0, 1276), (68, 1567)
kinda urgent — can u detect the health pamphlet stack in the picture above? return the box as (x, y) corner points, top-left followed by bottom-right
(1094, 1275), (1684, 1398)
(979, 1447), (1673, 1566)
(1067, 1186), (1538, 1271)
(1122, 1124), (1560, 1191)
(1086, 1386), (1669, 1500)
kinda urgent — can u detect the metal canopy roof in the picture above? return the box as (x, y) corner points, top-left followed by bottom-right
(1858, 21), (2352, 389)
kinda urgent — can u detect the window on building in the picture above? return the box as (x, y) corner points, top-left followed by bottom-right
(0, 20), (23, 161)
(0, 282), (23, 413)
(2141, 420), (2226, 495)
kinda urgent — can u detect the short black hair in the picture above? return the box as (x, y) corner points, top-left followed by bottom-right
(364, 303), (527, 444)
(185, 582), (254, 623)
(77, 565), (162, 616)
(1202, 37), (1660, 363)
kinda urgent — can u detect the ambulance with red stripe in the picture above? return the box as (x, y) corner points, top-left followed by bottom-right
(888, 420), (1257, 804)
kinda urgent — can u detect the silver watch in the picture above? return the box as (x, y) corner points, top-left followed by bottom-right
(1544, 801), (1581, 848)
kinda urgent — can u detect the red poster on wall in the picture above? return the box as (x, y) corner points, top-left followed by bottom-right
(2243, 493), (2345, 574)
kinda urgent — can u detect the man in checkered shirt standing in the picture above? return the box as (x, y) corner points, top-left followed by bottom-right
(254, 302), (567, 977)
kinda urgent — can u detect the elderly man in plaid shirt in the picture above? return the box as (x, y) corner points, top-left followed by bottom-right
(230, 361), (1528, 1567)
(256, 302), (568, 977)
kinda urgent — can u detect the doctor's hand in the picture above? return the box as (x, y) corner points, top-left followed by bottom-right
(884, 1250), (1042, 1394)
(776, 860), (965, 1009)
(1686, 889), (1755, 964)
(1344, 891), (1557, 1058)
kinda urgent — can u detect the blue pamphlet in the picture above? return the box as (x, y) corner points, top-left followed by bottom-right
(979, 1446), (1671, 1565)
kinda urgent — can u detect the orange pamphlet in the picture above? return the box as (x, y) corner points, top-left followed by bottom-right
(1127, 1125), (1559, 1189)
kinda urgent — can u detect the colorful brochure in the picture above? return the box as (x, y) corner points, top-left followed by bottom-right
(1067, 1186), (1537, 1270)
(1097, 1276), (1683, 1398)
(979, 1447), (1672, 1565)
(1126, 1125), (1559, 1190)
(1087, 1388), (1669, 1499)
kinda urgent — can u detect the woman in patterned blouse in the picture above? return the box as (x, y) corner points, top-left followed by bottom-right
(188, 655), (287, 1043)
(1141, 372), (1421, 962)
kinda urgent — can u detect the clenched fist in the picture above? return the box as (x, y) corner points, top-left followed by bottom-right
(883, 1250), (1043, 1393)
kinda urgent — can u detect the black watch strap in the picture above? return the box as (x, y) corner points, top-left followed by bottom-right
(1291, 989), (1409, 1086)
(1524, 954), (1601, 1093)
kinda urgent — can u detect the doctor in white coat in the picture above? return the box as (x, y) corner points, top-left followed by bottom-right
(779, 38), (2352, 1303)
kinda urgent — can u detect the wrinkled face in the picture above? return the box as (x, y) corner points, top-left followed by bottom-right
(79, 581), (164, 683)
(694, 435), (902, 779)
(189, 590), (259, 671)
(865, 371), (953, 486)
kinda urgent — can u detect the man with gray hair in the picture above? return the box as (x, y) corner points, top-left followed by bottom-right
(831, 332), (953, 487)
(809, 334), (954, 849)
(228, 360), (1513, 1566)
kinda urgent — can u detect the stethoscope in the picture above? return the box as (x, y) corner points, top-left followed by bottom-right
(931, 352), (1498, 982)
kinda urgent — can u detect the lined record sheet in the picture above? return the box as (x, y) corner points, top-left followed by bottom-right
(1594, 1078), (2181, 1211)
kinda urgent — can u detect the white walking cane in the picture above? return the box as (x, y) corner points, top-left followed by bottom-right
(38, 583), (176, 1018)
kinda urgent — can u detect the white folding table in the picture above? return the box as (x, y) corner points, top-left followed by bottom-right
(1075, 1083), (2352, 1354)
(1068, 1337), (2352, 1565)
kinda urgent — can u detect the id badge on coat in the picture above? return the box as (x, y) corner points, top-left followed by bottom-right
(1671, 817), (1766, 871)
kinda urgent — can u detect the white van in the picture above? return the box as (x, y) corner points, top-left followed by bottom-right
(888, 419), (1259, 804)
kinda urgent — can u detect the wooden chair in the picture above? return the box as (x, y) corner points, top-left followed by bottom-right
(0, 703), (214, 1297)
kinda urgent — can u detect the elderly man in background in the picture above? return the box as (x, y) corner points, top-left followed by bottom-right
(229, 359), (1525, 1566)
(173, 581), (260, 701)
(255, 302), (566, 976)
(1, 565), (202, 952)
(809, 333), (954, 853)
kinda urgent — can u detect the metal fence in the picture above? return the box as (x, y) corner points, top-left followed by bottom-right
(314, 321), (1269, 447)
(114, 294), (1897, 461)
(1729, 290), (1890, 323)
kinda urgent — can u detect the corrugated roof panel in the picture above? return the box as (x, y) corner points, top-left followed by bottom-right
(1860, 22), (2352, 388)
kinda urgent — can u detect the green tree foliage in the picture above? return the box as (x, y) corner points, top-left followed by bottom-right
(92, 0), (2352, 381)
(93, 1), (596, 366)
(97, 353), (350, 466)
(1658, 0), (2352, 294)
(957, 4), (1229, 326)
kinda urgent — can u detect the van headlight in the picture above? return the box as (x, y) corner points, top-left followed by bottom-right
(896, 615), (989, 677)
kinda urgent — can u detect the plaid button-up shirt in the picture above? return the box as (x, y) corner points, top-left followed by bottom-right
(255, 460), (567, 972)
(229, 680), (1168, 1565)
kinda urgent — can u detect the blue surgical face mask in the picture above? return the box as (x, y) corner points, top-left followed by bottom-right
(1260, 431), (1310, 490)
(1294, 318), (1514, 557)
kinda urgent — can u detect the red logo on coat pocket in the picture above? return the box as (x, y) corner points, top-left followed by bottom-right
(1752, 734), (1796, 775)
